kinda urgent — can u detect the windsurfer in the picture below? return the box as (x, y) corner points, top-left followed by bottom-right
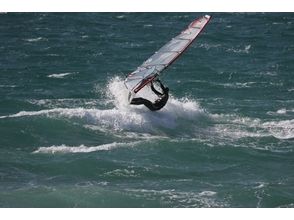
(130, 79), (169, 111)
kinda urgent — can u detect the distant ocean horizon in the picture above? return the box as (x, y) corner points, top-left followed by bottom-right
(0, 13), (293, 207)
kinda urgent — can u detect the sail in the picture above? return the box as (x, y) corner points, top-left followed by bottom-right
(125, 15), (211, 94)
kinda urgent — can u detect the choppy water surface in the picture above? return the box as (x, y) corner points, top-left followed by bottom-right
(0, 13), (294, 207)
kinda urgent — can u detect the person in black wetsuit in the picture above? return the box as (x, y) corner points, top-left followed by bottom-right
(130, 79), (169, 111)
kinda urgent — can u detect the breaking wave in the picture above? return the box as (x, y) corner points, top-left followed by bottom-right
(1, 77), (293, 148)
(0, 77), (206, 135)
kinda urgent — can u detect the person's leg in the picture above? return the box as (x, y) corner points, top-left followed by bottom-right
(130, 97), (147, 105)
(130, 98), (156, 111)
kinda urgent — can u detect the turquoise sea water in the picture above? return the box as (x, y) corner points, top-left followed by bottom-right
(0, 13), (294, 207)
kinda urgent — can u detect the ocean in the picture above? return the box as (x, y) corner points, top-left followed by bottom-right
(0, 13), (294, 207)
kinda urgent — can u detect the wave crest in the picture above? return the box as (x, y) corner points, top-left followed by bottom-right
(0, 77), (205, 135)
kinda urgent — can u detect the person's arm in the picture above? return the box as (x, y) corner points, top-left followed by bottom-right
(151, 81), (163, 96)
(156, 79), (166, 91)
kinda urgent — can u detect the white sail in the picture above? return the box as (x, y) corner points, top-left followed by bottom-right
(125, 15), (211, 94)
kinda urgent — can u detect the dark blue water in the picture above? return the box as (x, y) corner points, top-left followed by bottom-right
(0, 13), (294, 207)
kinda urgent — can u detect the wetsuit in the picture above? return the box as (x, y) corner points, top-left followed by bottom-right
(130, 80), (169, 111)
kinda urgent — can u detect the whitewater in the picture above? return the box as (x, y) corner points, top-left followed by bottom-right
(1, 77), (293, 155)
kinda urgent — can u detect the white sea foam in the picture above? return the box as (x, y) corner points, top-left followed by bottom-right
(126, 188), (226, 207)
(257, 71), (277, 76)
(27, 98), (101, 109)
(116, 15), (125, 19)
(25, 37), (45, 42)
(104, 169), (137, 177)
(0, 107), (156, 132)
(0, 108), (61, 119)
(33, 141), (139, 154)
(211, 113), (294, 140)
(276, 108), (287, 114)
(198, 191), (217, 196)
(227, 45), (251, 54)
(47, 72), (76, 78)
(227, 115), (294, 140)
(254, 182), (268, 189)
(275, 108), (294, 115)
(213, 124), (269, 140)
(214, 82), (255, 89)
(263, 119), (294, 140)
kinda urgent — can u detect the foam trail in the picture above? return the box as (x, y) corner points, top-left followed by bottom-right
(47, 72), (76, 78)
(25, 37), (44, 42)
(33, 141), (140, 154)
(0, 108), (59, 119)
(0, 108), (88, 119)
